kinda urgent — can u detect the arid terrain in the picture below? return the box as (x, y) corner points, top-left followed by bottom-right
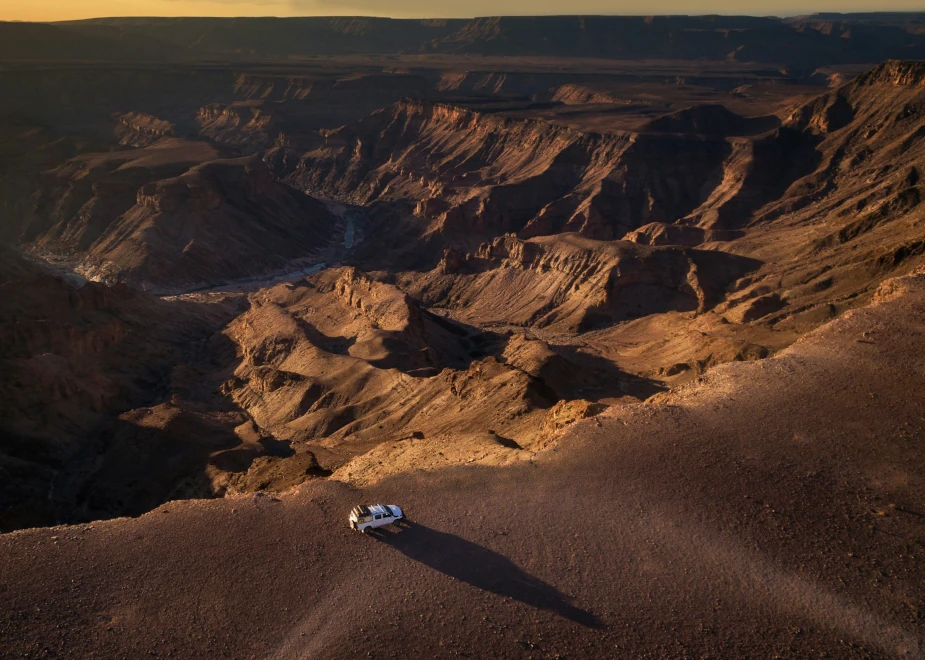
(1, 14), (925, 658)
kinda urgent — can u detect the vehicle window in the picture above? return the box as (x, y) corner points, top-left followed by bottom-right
(375, 514), (382, 520)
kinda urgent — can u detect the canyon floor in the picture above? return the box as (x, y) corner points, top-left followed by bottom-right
(2, 16), (925, 658)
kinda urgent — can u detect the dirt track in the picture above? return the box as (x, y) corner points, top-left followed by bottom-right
(3, 272), (925, 658)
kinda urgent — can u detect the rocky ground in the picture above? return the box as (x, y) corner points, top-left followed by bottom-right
(2, 267), (924, 658)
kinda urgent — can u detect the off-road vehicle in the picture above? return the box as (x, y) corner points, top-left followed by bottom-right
(349, 504), (404, 532)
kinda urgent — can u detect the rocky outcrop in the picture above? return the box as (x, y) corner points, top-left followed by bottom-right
(207, 261), (663, 492)
(196, 102), (281, 152)
(215, 269), (557, 465)
(550, 84), (630, 106)
(853, 59), (925, 88)
(115, 112), (177, 147)
(541, 399), (609, 434)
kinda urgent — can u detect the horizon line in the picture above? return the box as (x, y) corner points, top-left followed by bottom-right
(1, 10), (923, 24)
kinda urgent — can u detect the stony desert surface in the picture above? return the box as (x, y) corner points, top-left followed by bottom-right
(3, 267), (924, 658)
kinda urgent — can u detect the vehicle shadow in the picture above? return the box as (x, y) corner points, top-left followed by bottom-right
(371, 522), (603, 628)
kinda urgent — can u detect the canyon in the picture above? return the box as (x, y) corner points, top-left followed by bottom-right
(1, 15), (925, 658)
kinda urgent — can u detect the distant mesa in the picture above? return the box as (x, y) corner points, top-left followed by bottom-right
(2, 15), (925, 67)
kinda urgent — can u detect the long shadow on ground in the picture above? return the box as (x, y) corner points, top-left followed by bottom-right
(372, 522), (603, 628)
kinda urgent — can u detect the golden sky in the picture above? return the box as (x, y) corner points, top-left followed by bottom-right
(3, 0), (922, 22)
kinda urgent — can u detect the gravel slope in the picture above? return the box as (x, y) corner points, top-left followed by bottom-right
(3, 271), (925, 659)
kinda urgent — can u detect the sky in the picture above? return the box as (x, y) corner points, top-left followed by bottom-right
(3, 0), (923, 22)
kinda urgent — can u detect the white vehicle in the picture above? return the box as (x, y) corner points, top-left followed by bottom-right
(349, 504), (404, 532)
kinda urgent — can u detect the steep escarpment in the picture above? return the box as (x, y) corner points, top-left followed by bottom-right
(84, 158), (338, 291)
(21, 140), (340, 291)
(399, 234), (757, 333)
(672, 61), (925, 336)
(196, 102), (283, 152)
(692, 60), (925, 232)
(273, 100), (735, 245)
(20, 139), (223, 250)
(853, 58), (925, 87)
(0, 247), (243, 531)
(0, 118), (107, 244)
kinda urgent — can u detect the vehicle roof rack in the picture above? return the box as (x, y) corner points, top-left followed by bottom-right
(353, 504), (370, 517)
